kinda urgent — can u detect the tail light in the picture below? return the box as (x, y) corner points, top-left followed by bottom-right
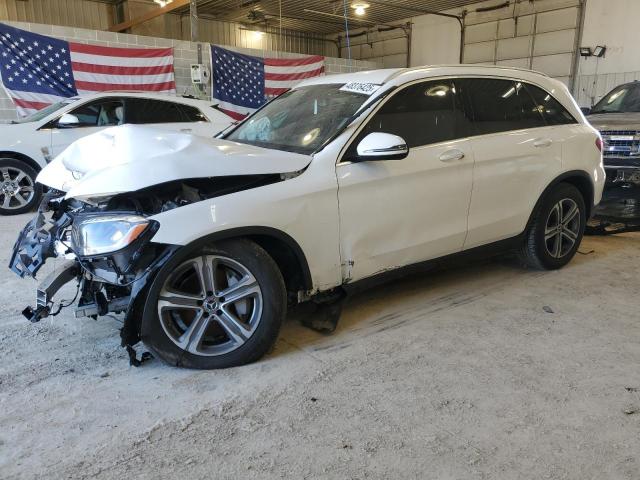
(596, 137), (603, 152)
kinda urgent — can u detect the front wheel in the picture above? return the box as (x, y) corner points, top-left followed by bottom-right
(141, 239), (287, 369)
(519, 183), (586, 270)
(0, 158), (42, 215)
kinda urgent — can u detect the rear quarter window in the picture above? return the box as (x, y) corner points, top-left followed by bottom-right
(525, 84), (577, 125)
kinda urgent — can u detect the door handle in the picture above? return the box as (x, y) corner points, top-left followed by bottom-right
(180, 128), (193, 132)
(533, 138), (553, 148)
(439, 149), (465, 162)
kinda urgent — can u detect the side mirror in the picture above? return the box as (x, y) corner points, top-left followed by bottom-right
(57, 113), (80, 128)
(355, 132), (409, 161)
(581, 106), (592, 115)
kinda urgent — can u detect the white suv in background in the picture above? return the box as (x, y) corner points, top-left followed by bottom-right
(11, 65), (605, 369)
(0, 92), (234, 214)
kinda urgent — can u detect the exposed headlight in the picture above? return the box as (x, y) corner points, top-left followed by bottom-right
(72, 215), (150, 256)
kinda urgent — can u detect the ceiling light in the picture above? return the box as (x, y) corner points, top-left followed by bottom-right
(153, 0), (172, 7)
(352, 2), (370, 16)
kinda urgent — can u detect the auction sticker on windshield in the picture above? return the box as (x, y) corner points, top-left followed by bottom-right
(339, 82), (381, 95)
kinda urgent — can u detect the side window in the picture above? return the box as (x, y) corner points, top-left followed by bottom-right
(457, 78), (546, 135)
(347, 79), (472, 156)
(126, 99), (186, 124)
(525, 84), (577, 125)
(66, 100), (124, 127)
(179, 104), (208, 122)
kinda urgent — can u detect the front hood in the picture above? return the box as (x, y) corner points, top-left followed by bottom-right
(37, 124), (312, 200)
(587, 112), (640, 131)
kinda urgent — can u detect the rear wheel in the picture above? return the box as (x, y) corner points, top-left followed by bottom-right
(0, 158), (41, 215)
(519, 183), (586, 270)
(141, 239), (287, 369)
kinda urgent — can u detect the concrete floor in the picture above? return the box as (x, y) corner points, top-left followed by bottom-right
(0, 212), (639, 479)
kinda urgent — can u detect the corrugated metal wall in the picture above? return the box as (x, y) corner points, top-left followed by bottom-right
(191, 17), (337, 57)
(0, 0), (332, 56)
(0, 0), (114, 30)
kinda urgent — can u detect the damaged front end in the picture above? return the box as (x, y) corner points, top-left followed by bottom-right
(8, 124), (312, 365)
(9, 191), (179, 365)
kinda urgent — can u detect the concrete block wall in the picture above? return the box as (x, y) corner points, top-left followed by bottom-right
(0, 21), (378, 120)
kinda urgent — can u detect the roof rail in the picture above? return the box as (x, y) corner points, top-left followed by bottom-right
(387, 64), (551, 81)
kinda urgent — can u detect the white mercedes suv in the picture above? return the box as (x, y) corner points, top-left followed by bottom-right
(0, 92), (233, 215)
(10, 65), (605, 369)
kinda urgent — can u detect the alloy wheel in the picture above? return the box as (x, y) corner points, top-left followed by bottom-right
(0, 165), (35, 211)
(544, 198), (581, 259)
(157, 255), (263, 357)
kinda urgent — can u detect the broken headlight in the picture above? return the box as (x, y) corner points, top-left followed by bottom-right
(71, 214), (150, 257)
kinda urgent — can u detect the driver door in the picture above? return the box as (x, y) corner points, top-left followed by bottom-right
(50, 98), (124, 157)
(336, 79), (475, 282)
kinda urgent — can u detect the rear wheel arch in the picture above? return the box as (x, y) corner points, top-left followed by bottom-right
(527, 171), (594, 230)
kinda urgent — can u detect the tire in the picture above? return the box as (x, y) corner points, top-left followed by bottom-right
(519, 182), (586, 270)
(141, 238), (287, 369)
(0, 158), (42, 215)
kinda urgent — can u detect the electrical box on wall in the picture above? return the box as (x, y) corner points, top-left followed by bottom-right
(190, 64), (210, 84)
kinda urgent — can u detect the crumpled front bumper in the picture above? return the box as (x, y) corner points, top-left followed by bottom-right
(9, 211), (72, 278)
(9, 210), (79, 321)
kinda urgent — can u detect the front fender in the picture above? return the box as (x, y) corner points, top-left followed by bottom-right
(148, 169), (341, 292)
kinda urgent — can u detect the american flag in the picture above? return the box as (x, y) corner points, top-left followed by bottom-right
(211, 45), (324, 120)
(0, 23), (176, 117)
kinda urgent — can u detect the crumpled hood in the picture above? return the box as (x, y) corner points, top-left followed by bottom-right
(37, 124), (312, 200)
(587, 113), (640, 131)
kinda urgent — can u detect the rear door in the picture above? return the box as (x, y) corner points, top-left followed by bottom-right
(457, 78), (565, 249)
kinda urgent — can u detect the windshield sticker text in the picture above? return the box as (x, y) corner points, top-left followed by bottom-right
(339, 82), (381, 95)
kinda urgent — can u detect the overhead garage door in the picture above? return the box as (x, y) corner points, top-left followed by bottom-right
(462, 0), (582, 87)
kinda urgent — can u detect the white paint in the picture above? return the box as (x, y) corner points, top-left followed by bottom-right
(112, 65), (602, 290)
(38, 124), (311, 199)
(0, 92), (234, 171)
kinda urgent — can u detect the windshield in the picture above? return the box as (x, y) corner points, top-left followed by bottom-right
(225, 84), (371, 154)
(592, 84), (640, 113)
(12, 99), (77, 124)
